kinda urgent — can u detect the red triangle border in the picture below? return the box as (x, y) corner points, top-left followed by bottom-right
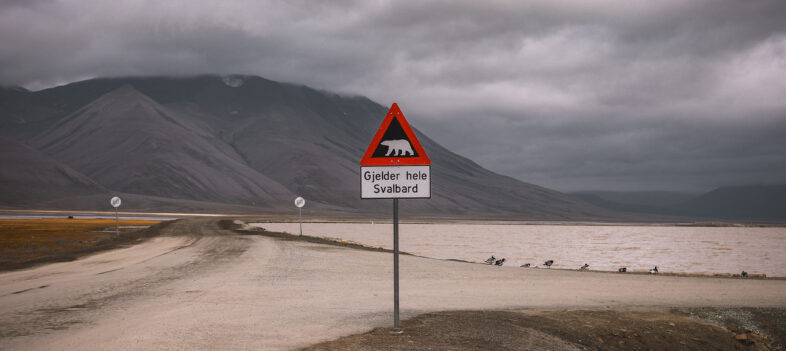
(360, 103), (431, 166)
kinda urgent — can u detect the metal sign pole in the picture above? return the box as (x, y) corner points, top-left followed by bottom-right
(115, 207), (119, 237)
(294, 196), (305, 236)
(359, 103), (430, 334)
(393, 198), (400, 330)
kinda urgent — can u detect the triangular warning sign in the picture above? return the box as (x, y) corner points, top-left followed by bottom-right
(360, 103), (431, 166)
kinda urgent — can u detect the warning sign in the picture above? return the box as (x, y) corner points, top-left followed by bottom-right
(358, 103), (431, 330)
(361, 165), (430, 199)
(360, 103), (430, 166)
(360, 103), (430, 199)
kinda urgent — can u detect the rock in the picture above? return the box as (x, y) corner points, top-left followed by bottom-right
(735, 333), (755, 346)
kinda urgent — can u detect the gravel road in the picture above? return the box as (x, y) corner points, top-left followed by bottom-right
(1, 218), (785, 350)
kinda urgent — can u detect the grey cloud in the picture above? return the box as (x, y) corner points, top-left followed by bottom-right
(1, 0), (785, 191)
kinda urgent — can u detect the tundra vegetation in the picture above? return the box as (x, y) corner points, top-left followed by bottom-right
(0, 218), (159, 270)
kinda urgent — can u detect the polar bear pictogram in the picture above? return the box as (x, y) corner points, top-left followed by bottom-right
(381, 139), (414, 156)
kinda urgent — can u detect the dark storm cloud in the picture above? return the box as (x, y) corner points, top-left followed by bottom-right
(1, 0), (785, 191)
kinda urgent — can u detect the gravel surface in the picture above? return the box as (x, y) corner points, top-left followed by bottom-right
(304, 309), (783, 351)
(1, 218), (785, 350)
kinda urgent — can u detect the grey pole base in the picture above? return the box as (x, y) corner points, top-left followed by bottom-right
(393, 198), (400, 330)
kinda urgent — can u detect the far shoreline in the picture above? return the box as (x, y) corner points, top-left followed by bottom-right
(2, 209), (785, 227)
(235, 219), (786, 280)
(1, 214), (782, 277)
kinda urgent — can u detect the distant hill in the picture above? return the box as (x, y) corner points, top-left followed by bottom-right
(671, 185), (786, 221)
(570, 193), (680, 217)
(572, 191), (698, 208)
(0, 75), (619, 219)
(572, 187), (786, 221)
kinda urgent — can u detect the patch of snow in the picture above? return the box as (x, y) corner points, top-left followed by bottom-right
(222, 75), (246, 88)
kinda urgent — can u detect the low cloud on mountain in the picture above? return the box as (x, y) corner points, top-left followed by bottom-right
(1, 1), (785, 191)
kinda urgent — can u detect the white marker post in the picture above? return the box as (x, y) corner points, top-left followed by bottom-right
(294, 196), (305, 236)
(359, 103), (431, 333)
(110, 196), (122, 236)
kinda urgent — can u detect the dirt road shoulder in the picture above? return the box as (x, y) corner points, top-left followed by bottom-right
(302, 308), (785, 351)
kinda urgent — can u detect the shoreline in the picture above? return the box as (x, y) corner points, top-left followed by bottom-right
(231, 221), (786, 349)
(238, 219), (785, 280)
(2, 217), (785, 350)
(3, 209), (785, 227)
(251, 217), (786, 227)
(1, 217), (781, 279)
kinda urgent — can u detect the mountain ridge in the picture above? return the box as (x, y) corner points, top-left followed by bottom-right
(0, 75), (654, 219)
(672, 185), (786, 220)
(572, 187), (786, 221)
(30, 84), (294, 207)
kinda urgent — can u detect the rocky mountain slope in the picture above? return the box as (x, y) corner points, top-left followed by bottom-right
(1, 75), (617, 219)
(0, 136), (105, 205)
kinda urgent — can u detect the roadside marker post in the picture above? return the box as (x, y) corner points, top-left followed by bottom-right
(295, 197), (305, 235)
(360, 103), (431, 332)
(110, 196), (122, 236)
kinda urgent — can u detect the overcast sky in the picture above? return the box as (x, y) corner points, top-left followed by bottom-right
(2, 0), (785, 192)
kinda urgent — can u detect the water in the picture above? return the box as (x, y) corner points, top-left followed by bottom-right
(254, 222), (786, 277)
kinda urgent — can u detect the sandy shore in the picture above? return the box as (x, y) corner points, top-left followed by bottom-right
(1, 218), (785, 350)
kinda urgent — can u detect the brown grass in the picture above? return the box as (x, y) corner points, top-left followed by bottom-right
(0, 218), (159, 268)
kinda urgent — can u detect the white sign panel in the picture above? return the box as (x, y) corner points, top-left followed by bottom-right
(294, 196), (305, 208)
(361, 166), (430, 199)
(110, 196), (122, 208)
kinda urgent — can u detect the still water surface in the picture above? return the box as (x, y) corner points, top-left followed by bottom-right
(256, 222), (786, 277)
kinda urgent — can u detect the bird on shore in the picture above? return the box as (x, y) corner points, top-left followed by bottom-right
(649, 266), (659, 274)
(579, 264), (589, 270)
(520, 263), (531, 268)
(495, 258), (506, 266)
(544, 260), (554, 268)
(618, 267), (627, 273)
(742, 271), (748, 278)
(484, 256), (496, 265)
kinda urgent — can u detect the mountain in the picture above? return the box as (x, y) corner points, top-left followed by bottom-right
(0, 85), (28, 93)
(572, 191), (698, 208)
(570, 191), (699, 217)
(1, 75), (622, 219)
(570, 193), (679, 216)
(571, 187), (786, 221)
(0, 136), (106, 206)
(671, 185), (786, 220)
(31, 85), (293, 207)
